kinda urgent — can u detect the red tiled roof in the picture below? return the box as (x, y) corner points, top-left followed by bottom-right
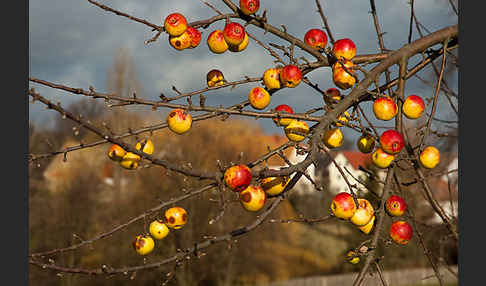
(340, 151), (372, 170)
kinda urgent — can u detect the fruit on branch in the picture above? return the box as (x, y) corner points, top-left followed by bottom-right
(273, 104), (294, 126)
(228, 32), (250, 52)
(284, 120), (309, 142)
(379, 129), (404, 155)
(149, 220), (170, 240)
(357, 134), (375, 154)
(280, 65), (303, 88)
(350, 198), (374, 226)
(332, 60), (356, 90)
(206, 69), (225, 87)
(165, 207), (188, 229)
(346, 250), (360, 264)
(207, 30), (229, 54)
(322, 128), (344, 149)
(239, 0), (260, 15)
(167, 108), (192, 134)
(330, 192), (357, 220)
(240, 185), (267, 212)
(389, 220), (413, 245)
(323, 87), (342, 106)
(260, 173), (289, 196)
(373, 96), (397, 121)
(248, 86), (271, 110)
(169, 31), (192, 50)
(185, 26), (202, 48)
(402, 94), (425, 119)
(358, 215), (375, 235)
(224, 164), (252, 192)
(133, 235), (155, 255)
(107, 144), (126, 161)
(419, 146), (440, 169)
(135, 139), (154, 155)
(332, 38), (357, 60)
(119, 152), (141, 170)
(223, 22), (246, 46)
(164, 13), (188, 37)
(263, 67), (282, 90)
(304, 28), (328, 50)
(385, 195), (407, 217)
(371, 148), (394, 168)
(335, 111), (350, 127)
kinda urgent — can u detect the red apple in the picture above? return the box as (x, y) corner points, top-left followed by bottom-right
(223, 22), (246, 46)
(240, 185), (267, 212)
(330, 192), (357, 220)
(304, 29), (328, 50)
(332, 38), (357, 60)
(224, 164), (252, 192)
(385, 195), (407, 217)
(402, 94), (425, 119)
(324, 87), (342, 105)
(239, 0), (260, 15)
(280, 65), (302, 88)
(207, 30), (228, 54)
(373, 96), (397, 121)
(372, 148), (394, 169)
(164, 13), (188, 37)
(273, 104), (294, 126)
(185, 26), (202, 48)
(389, 220), (413, 245)
(379, 129), (404, 155)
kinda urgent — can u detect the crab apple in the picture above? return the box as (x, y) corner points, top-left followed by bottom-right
(164, 13), (187, 37)
(107, 144), (126, 161)
(373, 96), (397, 121)
(260, 173), (289, 196)
(419, 146), (440, 169)
(240, 185), (267, 212)
(304, 28), (328, 50)
(228, 32), (249, 52)
(324, 87), (342, 105)
(330, 192), (357, 220)
(207, 30), (229, 54)
(280, 65), (303, 88)
(239, 0), (260, 15)
(169, 31), (192, 50)
(371, 148), (394, 169)
(223, 22), (246, 46)
(389, 220), (413, 245)
(263, 67), (282, 90)
(185, 26), (202, 48)
(165, 207), (188, 229)
(206, 69), (225, 87)
(167, 108), (192, 134)
(332, 38), (357, 60)
(136, 138), (154, 155)
(346, 250), (360, 264)
(358, 215), (375, 235)
(273, 104), (294, 126)
(379, 129), (404, 155)
(284, 120), (309, 142)
(332, 60), (356, 90)
(350, 198), (374, 226)
(385, 195), (407, 217)
(357, 134), (375, 154)
(224, 164), (252, 192)
(248, 86), (271, 110)
(119, 152), (141, 170)
(149, 220), (170, 240)
(133, 235), (155, 255)
(335, 111), (350, 127)
(323, 128), (344, 149)
(402, 94), (425, 119)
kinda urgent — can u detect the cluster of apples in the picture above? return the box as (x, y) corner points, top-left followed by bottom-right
(164, 13), (202, 51)
(133, 207), (188, 255)
(107, 138), (155, 170)
(330, 192), (376, 235)
(223, 164), (290, 212)
(385, 195), (413, 245)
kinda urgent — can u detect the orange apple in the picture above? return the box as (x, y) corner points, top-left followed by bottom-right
(149, 220), (170, 240)
(207, 30), (228, 54)
(385, 195), (407, 217)
(273, 104), (294, 126)
(284, 120), (309, 142)
(165, 207), (188, 229)
(332, 59), (356, 90)
(107, 144), (126, 161)
(389, 220), (413, 245)
(164, 13), (187, 37)
(228, 31), (249, 52)
(330, 192), (357, 220)
(248, 86), (271, 110)
(402, 94), (425, 119)
(135, 138), (154, 155)
(263, 67), (282, 90)
(169, 30), (192, 50)
(223, 22), (246, 46)
(419, 146), (440, 169)
(280, 65), (302, 88)
(358, 215), (375, 235)
(206, 69), (225, 87)
(133, 235), (155, 255)
(260, 173), (289, 196)
(373, 96), (397, 121)
(323, 128), (344, 148)
(350, 198), (374, 226)
(379, 129), (404, 155)
(324, 87), (342, 105)
(332, 38), (357, 60)
(185, 26), (202, 48)
(167, 108), (192, 134)
(240, 185), (267, 212)
(371, 148), (394, 168)
(224, 164), (252, 192)
(357, 134), (375, 154)
(119, 152), (141, 170)
(239, 0), (260, 15)
(304, 28), (328, 50)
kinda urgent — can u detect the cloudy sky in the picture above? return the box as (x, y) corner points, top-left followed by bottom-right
(29, 0), (458, 145)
